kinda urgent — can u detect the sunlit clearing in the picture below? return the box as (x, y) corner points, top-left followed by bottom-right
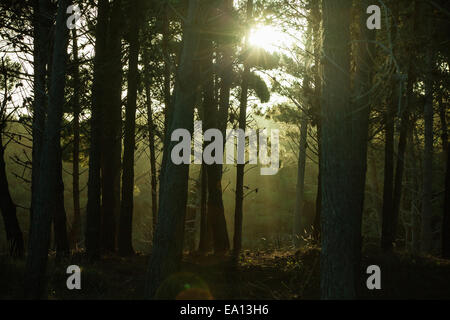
(249, 24), (294, 53)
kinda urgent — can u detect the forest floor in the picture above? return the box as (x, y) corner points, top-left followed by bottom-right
(1, 246), (450, 299)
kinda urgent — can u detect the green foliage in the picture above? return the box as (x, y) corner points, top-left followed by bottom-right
(247, 72), (270, 103)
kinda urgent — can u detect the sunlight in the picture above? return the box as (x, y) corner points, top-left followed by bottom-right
(248, 24), (294, 53)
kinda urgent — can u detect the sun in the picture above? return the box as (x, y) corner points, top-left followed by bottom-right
(248, 25), (293, 53)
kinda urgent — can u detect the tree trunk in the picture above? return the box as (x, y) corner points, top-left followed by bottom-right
(69, 27), (81, 248)
(101, 0), (123, 253)
(421, 15), (434, 254)
(31, 0), (52, 237)
(119, 0), (141, 256)
(0, 131), (24, 257)
(86, 0), (109, 260)
(443, 146), (450, 258)
(293, 112), (308, 247)
(232, 0), (253, 260)
(145, 0), (200, 298)
(54, 143), (69, 256)
(439, 85), (449, 258)
(158, 3), (173, 195)
(200, 30), (230, 255)
(25, 0), (70, 298)
(198, 163), (210, 253)
(380, 2), (400, 251)
(321, 0), (370, 299)
(380, 90), (395, 251)
(311, 0), (322, 243)
(143, 48), (158, 236)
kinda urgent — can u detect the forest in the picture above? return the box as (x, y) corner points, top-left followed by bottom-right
(0, 0), (449, 300)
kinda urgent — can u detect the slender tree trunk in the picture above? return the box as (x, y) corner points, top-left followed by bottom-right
(380, 92), (395, 251)
(143, 48), (158, 236)
(31, 0), (52, 238)
(86, 0), (109, 259)
(0, 131), (24, 257)
(69, 27), (81, 248)
(293, 112), (308, 247)
(54, 143), (69, 256)
(311, 0), (322, 242)
(25, 0), (70, 298)
(232, 0), (253, 260)
(119, 0), (141, 256)
(101, 0), (123, 253)
(443, 146), (450, 258)
(391, 74), (414, 251)
(158, 3), (172, 195)
(198, 163), (210, 252)
(421, 15), (434, 254)
(145, 0), (200, 298)
(439, 89), (449, 258)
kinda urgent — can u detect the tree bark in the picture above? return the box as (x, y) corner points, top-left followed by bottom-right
(200, 28), (230, 255)
(293, 112), (307, 247)
(0, 130), (24, 257)
(421, 14), (434, 254)
(443, 146), (450, 258)
(232, 0), (253, 260)
(321, 0), (370, 299)
(145, 0), (200, 298)
(31, 0), (52, 238)
(69, 27), (81, 248)
(86, 0), (109, 259)
(119, 0), (141, 256)
(101, 0), (123, 253)
(54, 143), (69, 256)
(143, 47), (158, 236)
(25, 0), (70, 298)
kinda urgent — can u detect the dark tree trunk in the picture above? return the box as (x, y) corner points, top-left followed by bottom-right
(200, 31), (229, 255)
(380, 92), (395, 251)
(145, 0), (200, 299)
(158, 3), (173, 194)
(31, 0), (52, 236)
(101, 0), (124, 253)
(69, 27), (81, 248)
(381, 3), (401, 252)
(0, 131), (24, 257)
(321, 0), (370, 299)
(54, 143), (69, 256)
(86, 0), (110, 260)
(421, 14), (434, 254)
(198, 163), (210, 253)
(443, 147), (450, 259)
(25, 0), (70, 298)
(439, 85), (449, 258)
(119, 0), (141, 256)
(143, 48), (158, 235)
(233, 0), (253, 260)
